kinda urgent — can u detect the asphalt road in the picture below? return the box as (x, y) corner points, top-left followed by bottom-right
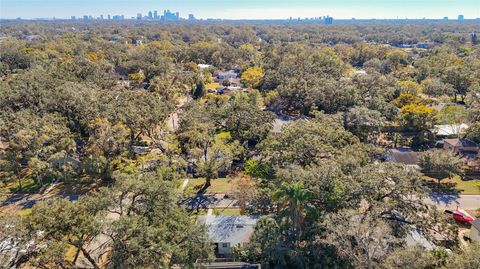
(426, 194), (480, 210)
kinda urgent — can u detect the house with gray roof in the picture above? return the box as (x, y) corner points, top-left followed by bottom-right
(385, 148), (421, 170)
(443, 138), (479, 155)
(197, 215), (260, 257)
(216, 70), (238, 81)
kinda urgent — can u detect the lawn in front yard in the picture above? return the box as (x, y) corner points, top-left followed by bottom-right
(18, 208), (32, 216)
(205, 82), (220, 90)
(0, 178), (43, 194)
(425, 176), (480, 195)
(213, 208), (242, 215)
(184, 177), (236, 194)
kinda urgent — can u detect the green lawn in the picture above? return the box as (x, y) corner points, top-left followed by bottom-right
(205, 82), (220, 90)
(426, 176), (480, 195)
(184, 178), (234, 194)
(18, 208), (32, 216)
(213, 208), (242, 215)
(449, 177), (480, 195)
(1, 178), (42, 194)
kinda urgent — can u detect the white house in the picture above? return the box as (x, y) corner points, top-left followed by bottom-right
(432, 124), (469, 138)
(353, 69), (367, 75)
(197, 215), (260, 257)
(198, 64), (214, 69)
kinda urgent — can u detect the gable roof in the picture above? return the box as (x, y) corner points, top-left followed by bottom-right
(387, 148), (420, 165)
(405, 228), (436, 251)
(444, 138), (478, 148)
(197, 215), (260, 245)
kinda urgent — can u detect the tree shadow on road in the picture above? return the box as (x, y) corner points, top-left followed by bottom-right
(179, 194), (219, 213)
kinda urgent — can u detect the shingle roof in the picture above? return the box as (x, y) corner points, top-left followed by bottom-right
(444, 138), (478, 148)
(388, 148), (420, 165)
(197, 215), (260, 245)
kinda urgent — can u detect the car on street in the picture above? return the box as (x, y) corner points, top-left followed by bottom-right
(444, 210), (475, 224)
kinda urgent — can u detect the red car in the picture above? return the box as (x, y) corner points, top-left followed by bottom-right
(444, 210), (474, 224)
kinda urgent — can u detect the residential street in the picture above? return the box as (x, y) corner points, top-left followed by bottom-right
(426, 194), (480, 210)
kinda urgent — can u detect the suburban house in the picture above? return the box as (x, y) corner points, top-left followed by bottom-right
(405, 228), (436, 251)
(443, 138), (479, 155)
(198, 64), (214, 69)
(197, 215), (260, 257)
(463, 158), (480, 176)
(432, 124), (469, 138)
(132, 145), (150, 155)
(442, 138), (480, 176)
(216, 70), (238, 81)
(22, 35), (41, 41)
(51, 156), (80, 168)
(353, 69), (367, 75)
(271, 115), (310, 134)
(416, 42), (435, 49)
(470, 218), (480, 243)
(228, 78), (242, 87)
(196, 261), (261, 269)
(429, 103), (464, 112)
(385, 148), (421, 170)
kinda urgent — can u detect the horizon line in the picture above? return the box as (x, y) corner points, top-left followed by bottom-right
(1, 17), (479, 21)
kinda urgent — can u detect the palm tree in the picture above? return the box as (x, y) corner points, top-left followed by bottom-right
(273, 181), (315, 243)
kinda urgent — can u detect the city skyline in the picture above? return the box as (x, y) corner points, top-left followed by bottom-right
(0, 0), (479, 20)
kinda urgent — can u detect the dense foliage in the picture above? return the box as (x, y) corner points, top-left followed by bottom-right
(1, 20), (479, 268)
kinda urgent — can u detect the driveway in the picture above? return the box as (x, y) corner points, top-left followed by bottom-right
(426, 194), (480, 210)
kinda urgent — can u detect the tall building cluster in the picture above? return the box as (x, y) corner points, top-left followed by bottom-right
(72, 9), (193, 21)
(288, 15), (334, 24)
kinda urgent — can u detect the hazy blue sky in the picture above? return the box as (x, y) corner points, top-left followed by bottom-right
(0, 0), (479, 19)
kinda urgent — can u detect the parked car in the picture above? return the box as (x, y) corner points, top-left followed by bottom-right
(444, 210), (475, 224)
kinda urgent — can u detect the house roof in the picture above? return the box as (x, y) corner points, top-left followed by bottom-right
(472, 218), (480, 232)
(353, 70), (367, 75)
(197, 262), (260, 268)
(132, 146), (150, 155)
(432, 124), (469, 136)
(272, 118), (290, 133)
(271, 115), (310, 134)
(428, 103), (462, 112)
(444, 138), (478, 148)
(198, 64), (213, 69)
(197, 215), (260, 245)
(51, 156), (80, 166)
(217, 70), (238, 77)
(387, 148), (420, 165)
(405, 228), (436, 251)
(0, 140), (8, 151)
